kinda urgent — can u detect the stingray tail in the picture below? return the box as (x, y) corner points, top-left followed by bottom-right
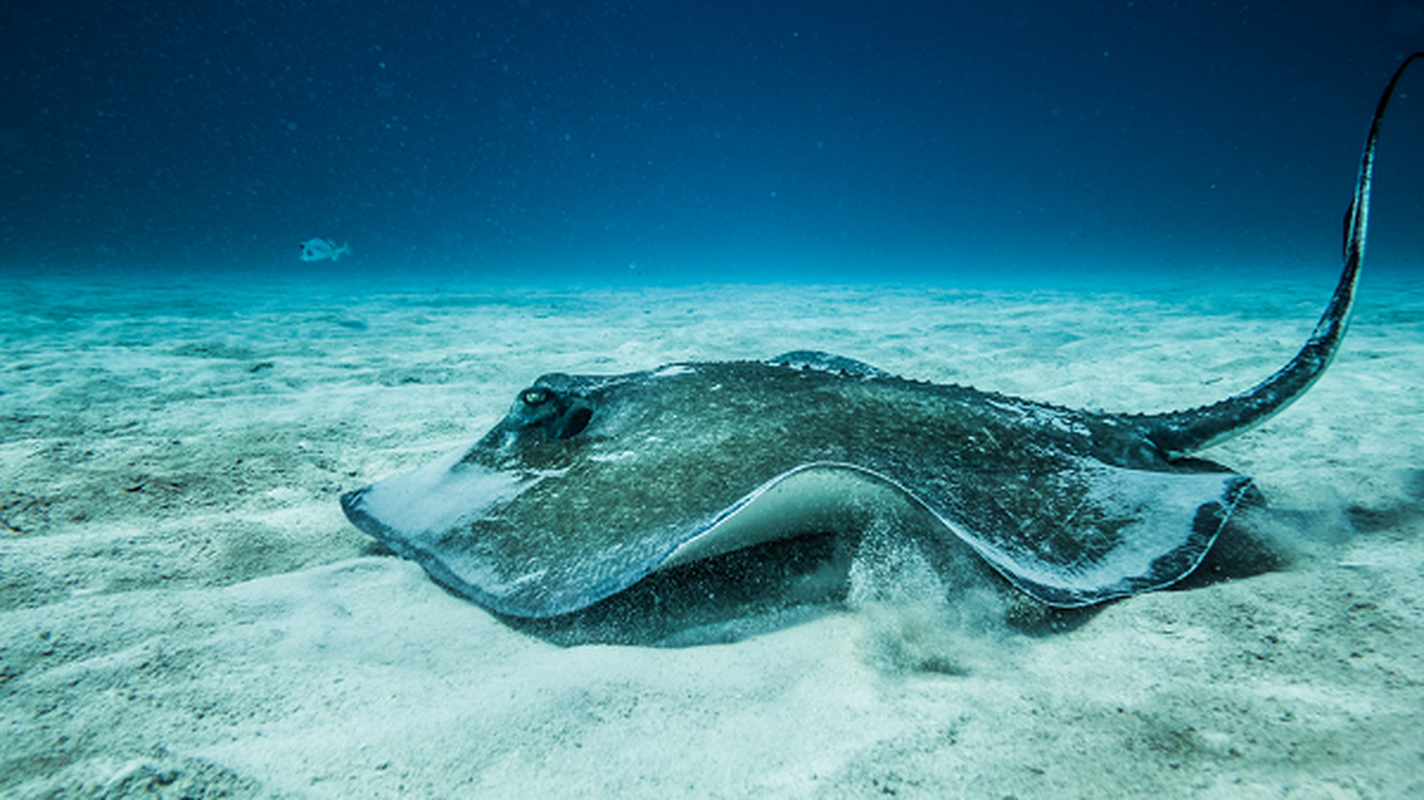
(1142, 52), (1423, 459)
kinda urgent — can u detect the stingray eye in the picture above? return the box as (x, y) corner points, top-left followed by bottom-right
(521, 388), (550, 406)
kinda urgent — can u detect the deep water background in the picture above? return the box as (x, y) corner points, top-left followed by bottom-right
(2, 2), (1423, 287)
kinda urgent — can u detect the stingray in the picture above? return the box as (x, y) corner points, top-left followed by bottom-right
(341, 54), (1422, 620)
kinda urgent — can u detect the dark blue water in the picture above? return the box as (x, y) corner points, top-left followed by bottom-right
(3, 3), (1422, 286)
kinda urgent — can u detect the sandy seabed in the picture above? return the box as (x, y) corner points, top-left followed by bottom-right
(2, 268), (1422, 798)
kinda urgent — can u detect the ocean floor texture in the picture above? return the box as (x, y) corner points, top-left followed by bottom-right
(3, 270), (1423, 798)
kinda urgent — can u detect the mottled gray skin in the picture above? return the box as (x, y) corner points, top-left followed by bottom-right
(341, 53), (1421, 620)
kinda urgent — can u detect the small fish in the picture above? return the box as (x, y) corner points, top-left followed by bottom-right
(300, 238), (350, 262)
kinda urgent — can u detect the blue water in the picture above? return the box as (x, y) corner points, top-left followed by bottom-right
(3, 3), (1422, 286)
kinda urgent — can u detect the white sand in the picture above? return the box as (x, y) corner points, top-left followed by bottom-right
(3, 269), (1422, 797)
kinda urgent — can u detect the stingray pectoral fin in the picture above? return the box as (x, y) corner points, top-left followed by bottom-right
(340, 440), (556, 610)
(947, 465), (1254, 608)
(655, 461), (1254, 612)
